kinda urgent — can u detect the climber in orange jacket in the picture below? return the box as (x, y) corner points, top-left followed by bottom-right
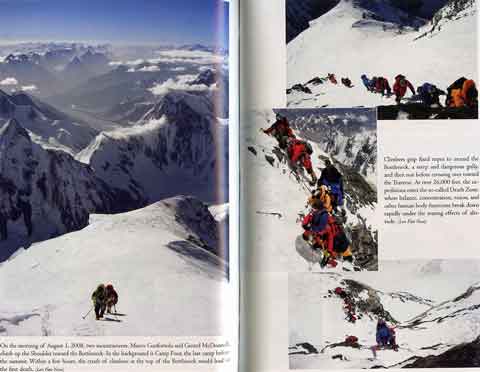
(447, 78), (478, 108)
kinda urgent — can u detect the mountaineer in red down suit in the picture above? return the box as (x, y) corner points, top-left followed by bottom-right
(287, 138), (317, 185)
(393, 74), (415, 104)
(262, 113), (295, 149)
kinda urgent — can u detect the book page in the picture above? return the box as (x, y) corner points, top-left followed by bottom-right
(241, 0), (480, 370)
(0, 1), (237, 371)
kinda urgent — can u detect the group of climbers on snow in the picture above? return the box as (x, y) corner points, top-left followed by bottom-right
(301, 159), (351, 268)
(361, 75), (392, 96)
(362, 74), (414, 103)
(91, 283), (119, 320)
(361, 74), (478, 109)
(330, 286), (399, 355)
(292, 72), (478, 115)
(328, 73), (354, 88)
(262, 114), (351, 269)
(333, 286), (357, 323)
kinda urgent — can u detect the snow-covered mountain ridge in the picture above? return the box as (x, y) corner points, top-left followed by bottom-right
(78, 90), (228, 206)
(0, 118), (139, 261)
(0, 89), (97, 153)
(290, 262), (480, 368)
(287, 0), (477, 109)
(0, 196), (229, 336)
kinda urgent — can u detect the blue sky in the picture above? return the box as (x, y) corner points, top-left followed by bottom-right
(0, 0), (229, 46)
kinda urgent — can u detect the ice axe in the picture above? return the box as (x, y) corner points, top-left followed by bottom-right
(82, 306), (94, 319)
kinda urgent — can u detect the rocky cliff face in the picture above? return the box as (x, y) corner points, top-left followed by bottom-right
(278, 108), (377, 187)
(0, 119), (137, 259)
(286, 0), (340, 43)
(78, 91), (228, 205)
(0, 89), (98, 153)
(403, 336), (480, 368)
(421, 0), (476, 36)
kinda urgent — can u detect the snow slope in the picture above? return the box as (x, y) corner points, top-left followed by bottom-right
(0, 196), (229, 336)
(287, 0), (477, 108)
(289, 260), (480, 369)
(241, 110), (377, 272)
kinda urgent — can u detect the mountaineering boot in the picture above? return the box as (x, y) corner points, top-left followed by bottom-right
(320, 251), (330, 268)
(328, 258), (338, 268)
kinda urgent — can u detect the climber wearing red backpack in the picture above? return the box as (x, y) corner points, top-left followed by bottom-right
(287, 138), (317, 185)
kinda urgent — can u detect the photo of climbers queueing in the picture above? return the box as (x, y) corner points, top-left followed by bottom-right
(286, 0), (477, 120)
(288, 73), (478, 120)
(243, 108), (377, 272)
(289, 260), (480, 368)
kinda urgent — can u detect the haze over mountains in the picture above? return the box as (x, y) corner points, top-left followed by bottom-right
(0, 42), (230, 336)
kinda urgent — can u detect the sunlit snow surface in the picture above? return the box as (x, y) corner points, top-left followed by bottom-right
(0, 197), (230, 336)
(287, 0), (477, 109)
(289, 259), (480, 369)
(0, 45), (231, 336)
(241, 109), (377, 272)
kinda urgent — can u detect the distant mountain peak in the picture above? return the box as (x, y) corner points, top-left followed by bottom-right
(5, 54), (31, 64)
(143, 90), (214, 122)
(70, 56), (83, 65)
(190, 69), (217, 86)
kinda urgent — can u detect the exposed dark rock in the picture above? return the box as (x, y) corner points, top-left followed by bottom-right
(286, 0), (340, 43)
(0, 119), (139, 260)
(306, 76), (328, 85)
(287, 83), (313, 95)
(342, 279), (397, 323)
(288, 342), (319, 355)
(403, 336), (480, 368)
(265, 155), (276, 166)
(378, 103), (478, 120)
